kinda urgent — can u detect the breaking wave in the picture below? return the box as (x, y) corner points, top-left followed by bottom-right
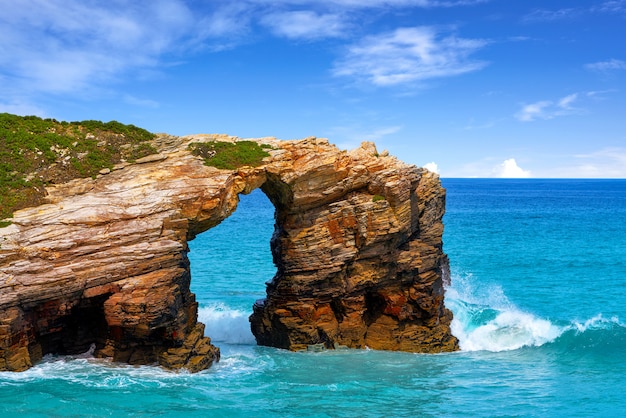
(446, 276), (625, 353)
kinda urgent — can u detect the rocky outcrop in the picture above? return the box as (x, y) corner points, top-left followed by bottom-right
(0, 134), (457, 372)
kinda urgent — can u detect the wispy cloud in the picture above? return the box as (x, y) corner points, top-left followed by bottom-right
(0, 0), (219, 98)
(327, 124), (403, 150)
(0, 101), (48, 117)
(571, 147), (626, 178)
(0, 0), (494, 107)
(524, 2), (626, 23)
(515, 101), (553, 122)
(260, 11), (347, 40)
(123, 95), (160, 109)
(522, 8), (580, 22)
(585, 59), (626, 73)
(333, 26), (488, 86)
(592, 0), (626, 14)
(515, 93), (581, 122)
(464, 118), (497, 130)
(248, 0), (488, 8)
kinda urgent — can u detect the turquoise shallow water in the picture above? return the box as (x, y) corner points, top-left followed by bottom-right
(2, 179), (626, 417)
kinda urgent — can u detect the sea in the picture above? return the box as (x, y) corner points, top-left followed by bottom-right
(2, 179), (626, 417)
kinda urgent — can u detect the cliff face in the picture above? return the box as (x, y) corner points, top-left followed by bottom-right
(0, 135), (457, 372)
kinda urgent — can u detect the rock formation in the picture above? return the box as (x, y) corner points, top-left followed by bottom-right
(0, 134), (457, 372)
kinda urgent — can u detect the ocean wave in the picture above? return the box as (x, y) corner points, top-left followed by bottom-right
(449, 300), (563, 352)
(550, 315), (626, 356)
(568, 314), (624, 332)
(198, 303), (256, 345)
(446, 277), (625, 353)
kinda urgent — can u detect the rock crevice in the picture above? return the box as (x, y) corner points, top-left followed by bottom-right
(0, 135), (457, 372)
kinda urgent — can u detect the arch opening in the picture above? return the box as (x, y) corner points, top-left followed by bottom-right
(188, 188), (276, 345)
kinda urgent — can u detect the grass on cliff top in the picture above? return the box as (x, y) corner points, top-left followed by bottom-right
(189, 141), (271, 170)
(0, 113), (157, 224)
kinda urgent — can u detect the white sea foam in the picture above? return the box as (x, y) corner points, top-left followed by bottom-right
(198, 303), (256, 345)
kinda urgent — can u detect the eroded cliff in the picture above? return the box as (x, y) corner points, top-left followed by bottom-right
(0, 134), (457, 372)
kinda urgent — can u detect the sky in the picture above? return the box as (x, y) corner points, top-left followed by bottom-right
(1, 0), (625, 178)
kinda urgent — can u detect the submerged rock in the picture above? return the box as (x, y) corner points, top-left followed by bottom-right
(0, 135), (457, 373)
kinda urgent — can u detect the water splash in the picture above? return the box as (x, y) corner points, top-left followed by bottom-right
(198, 303), (256, 345)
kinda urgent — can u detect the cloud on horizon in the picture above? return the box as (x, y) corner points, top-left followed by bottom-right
(493, 158), (531, 178)
(571, 147), (626, 178)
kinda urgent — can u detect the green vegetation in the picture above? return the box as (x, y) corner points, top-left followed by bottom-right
(372, 194), (386, 202)
(0, 113), (156, 224)
(189, 141), (271, 170)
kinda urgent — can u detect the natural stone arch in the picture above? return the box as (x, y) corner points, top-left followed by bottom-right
(0, 135), (458, 373)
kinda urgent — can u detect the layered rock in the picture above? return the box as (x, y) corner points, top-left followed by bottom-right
(0, 135), (457, 372)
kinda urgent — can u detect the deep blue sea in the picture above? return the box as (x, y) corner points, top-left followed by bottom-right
(2, 179), (626, 417)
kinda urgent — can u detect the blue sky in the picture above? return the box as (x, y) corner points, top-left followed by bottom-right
(1, 0), (625, 178)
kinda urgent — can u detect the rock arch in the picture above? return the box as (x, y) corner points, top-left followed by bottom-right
(0, 135), (457, 372)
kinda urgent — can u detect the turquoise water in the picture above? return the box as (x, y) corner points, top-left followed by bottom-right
(2, 179), (626, 417)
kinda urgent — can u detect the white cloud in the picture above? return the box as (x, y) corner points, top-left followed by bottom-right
(585, 59), (626, 72)
(515, 93), (581, 122)
(333, 26), (488, 86)
(493, 158), (531, 178)
(260, 11), (347, 40)
(423, 162), (439, 173)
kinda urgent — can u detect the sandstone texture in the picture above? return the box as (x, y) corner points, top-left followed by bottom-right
(0, 134), (457, 372)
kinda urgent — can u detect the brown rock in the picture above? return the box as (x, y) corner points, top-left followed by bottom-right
(0, 135), (457, 372)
